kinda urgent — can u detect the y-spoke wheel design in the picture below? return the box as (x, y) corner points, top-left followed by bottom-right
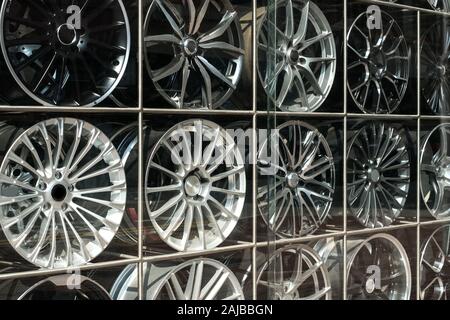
(111, 258), (244, 300)
(347, 11), (409, 113)
(145, 119), (245, 251)
(421, 124), (450, 219)
(257, 0), (336, 111)
(0, 0), (130, 107)
(0, 118), (126, 268)
(315, 234), (411, 300)
(348, 123), (410, 228)
(19, 275), (111, 300)
(421, 22), (450, 115)
(144, 0), (244, 109)
(420, 225), (450, 300)
(257, 245), (331, 300)
(257, 121), (335, 238)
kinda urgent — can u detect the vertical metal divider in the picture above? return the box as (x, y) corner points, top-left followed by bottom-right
(416, 10), (421, 301)
(252, 0), (258, 301)
(138, 0), (144, 301)
(343, 0), (348, 301)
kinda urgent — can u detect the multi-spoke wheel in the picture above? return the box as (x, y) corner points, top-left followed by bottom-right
(421, 22), (450, 115)
(145, 119), (246, 251)
(347, 122), (410, 228)
(0, 118), (126, 268)
(111, 258), (245, 300)
(0, 0), (130, 107)
(144, 0), (244, 109)
(257, 0), (336, 111)
(257, 244), (331, 300)
(420, 224), (450, 300)
(347, 10), (409, 113)
(421, 124), (450, 219)
(315, 233), (412, 300)
(257, 121), (335, 238)
(18, 275), (111, 300)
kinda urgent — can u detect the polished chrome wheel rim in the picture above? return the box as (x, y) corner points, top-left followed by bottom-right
(421, 124), (450, 219)
(145, 119), (245, 251)
(0, 118), (126, 268)
(347, 122), (410, 228)
(257, 121), (335, 238)
(19, 275), (111, 300)
(420, 224), (450, 300)
(421, 22), (450, 115)
(257, 0), (336, 112)
(315, 233), (411, 300)
(257, 244), (331, 300)
(347, 10), (409, 113)
(111, 258), (244, 300)
(0, 0), (130, 107)
(144, 0), (244, 109)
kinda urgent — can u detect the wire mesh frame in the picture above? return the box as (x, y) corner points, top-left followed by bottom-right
(0, 0), (446, 302)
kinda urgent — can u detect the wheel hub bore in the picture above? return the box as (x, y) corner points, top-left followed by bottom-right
(56, 23), (78, 46)
(51, 184), (68, 202)
(184, 175), (202, 197)
(287, 48), (300, 64)
(365, 277), (376, 294)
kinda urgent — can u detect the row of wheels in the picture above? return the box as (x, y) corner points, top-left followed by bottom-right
(1, 0), (447, 113)
(0, 117), (447, 268)
(3, 226), (448, 300)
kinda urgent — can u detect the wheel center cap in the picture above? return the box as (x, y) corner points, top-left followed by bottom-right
(368, 168), (381, 183)
(51, 184), (68, 202)
(183, 38), (198, 56)
(185, 175), (202, 197)
(370, 50), (386, 78)
(57, 23), (77, 46)
(365, 278), (376, 294)
(286, 172), (300, 188)
(437, 64), (447, 77)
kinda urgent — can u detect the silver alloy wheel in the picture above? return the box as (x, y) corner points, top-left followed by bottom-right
(145, 119), (246, 251)
(421, 22), (450, 115)
(111, 258), (244, 300)
(257, 0), (336, 112)
(314, 233), (412, 300)
(257, 121), (335, 238)
(347, 122), (410, 228)
(144, 0), (244, 109)
(347, 10), (409, 114)
(421, 124), (450, 219)
(18, 275), (111, 300)
(0, 118), (126, 268)
(0, 0), (130, 107)
(420, 224), (450, 300)
(257, 244), (331, 300)
(427, 0), (450, 11)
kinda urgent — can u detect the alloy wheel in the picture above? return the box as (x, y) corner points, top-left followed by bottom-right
(257, 244), (331, 300)
(0, 118), (126, 268)
(315, 233), (412, 300)
(347, 10), (409, 113)
(347, 122), (410, 228)
(144, 0), (244, 109)
(0, 0), (130, 107)
(19, 275), (111, 300)
(420, 224), (450, 300)
(421, 22), (450, 115)
(145, 119), (246, 251)
(421, 124), (450, 219)
(257, 121), (335, 238)
(257, 0), (336, 112)
(111, 258), (244, 300)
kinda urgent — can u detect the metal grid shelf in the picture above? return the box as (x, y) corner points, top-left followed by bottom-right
(0, 0), (446, 301)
